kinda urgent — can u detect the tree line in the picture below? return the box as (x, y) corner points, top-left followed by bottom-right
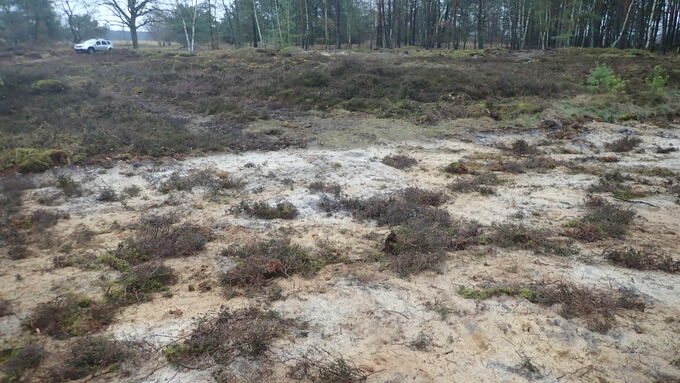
(1, 0), (678, 52)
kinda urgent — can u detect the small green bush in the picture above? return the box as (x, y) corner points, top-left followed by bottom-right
(587, 63), (625, 93)
(645, 65), (668, 95)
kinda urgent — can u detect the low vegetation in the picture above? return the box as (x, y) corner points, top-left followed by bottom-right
(566, 197), (636, 241)
(220, 238), (341, 291)
(106, 263), (178, 304)
(158, 168), (243, 194)
(288, 349), (369, 382)
(23, 294), (116, 339)
(0, 345), (46, 382)
(459, 281), (645, 333)
(604, 248), (679, 273)
(48, 336), (135, 382)
(448, 173), (501, 194)
(235, 200), (299, 220)
(164, 307), (293, 368)
(382, 154), (418, 169)
(605, 136), (642, 152)
(109, 220), (213, 268)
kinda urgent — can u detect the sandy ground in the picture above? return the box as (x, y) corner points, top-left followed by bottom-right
(1, 119), (679, 382)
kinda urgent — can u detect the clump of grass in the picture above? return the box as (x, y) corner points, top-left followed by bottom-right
(236, 200), (299, 220)
(448, 173), (501, 194)
(220, 238), (337, 290)
(604, 248), (678, 273)
(567, 197), (636, 241)
(49, 336), (135, 381)
(158, 168), (243, 194)
(605, 136), (642, 152)
(458, 285), (535, 300)
(532, 281), (645, 333)
(1, 345), (46, 381)
(164, 308), (293, 368)
(106, 263), (177, 305)
(55, 175), (82, 197)
(382, 154), (417, 169)
(23, 294), (117, 339)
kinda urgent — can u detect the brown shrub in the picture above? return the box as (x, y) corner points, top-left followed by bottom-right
(288, 348), (368, 383)
(106, 263), (178, 305)
(505, 139), (539, 156)
(158, 168), (243, 194)
(1, 345), (46, 380)
(235, 201), (299, 220)
(164, 308), (293, 368)
(48, 336), (135, 382)
(24, 295), (116, 339)
(113, 221), (213, 265)
(605, 136), (642, 152)
(567, 197), (636, 241)
(382, 154), (417, 169)
(308, 181), (343, 196)
(533, 281), (645, 333)
(30, 209), (68, 231)
(449, 173), (501, 194)
(604, 248), (679, 273)
(443, 161), (469, 174)
(0, 299), (12, 317)
(345, 188), (450, 227)
(220, 238), (336, 290)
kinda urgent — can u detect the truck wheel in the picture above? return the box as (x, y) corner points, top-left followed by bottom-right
(88, 47), (95, 54)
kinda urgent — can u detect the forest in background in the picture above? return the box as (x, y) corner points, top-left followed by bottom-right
(0, 0), (679, 52)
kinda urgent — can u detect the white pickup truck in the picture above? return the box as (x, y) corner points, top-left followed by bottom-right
(74, 39), (114, 54)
